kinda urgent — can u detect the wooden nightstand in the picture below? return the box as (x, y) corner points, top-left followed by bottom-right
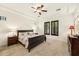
(8, 36), (18, 46)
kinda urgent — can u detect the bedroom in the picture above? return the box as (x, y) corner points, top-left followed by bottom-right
(0, 3), (79, 56)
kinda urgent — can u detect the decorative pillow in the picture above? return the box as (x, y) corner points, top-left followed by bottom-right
(29, 32), (34, 35)
(24, 32), (28, 36)
(19, 32), (28, 40)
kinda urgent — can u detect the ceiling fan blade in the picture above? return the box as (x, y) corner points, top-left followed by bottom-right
(41, 5), (44, 8)
(37, 7), (41, 10)
(39, 12), (41, 15)
(42, 10), (47, 12)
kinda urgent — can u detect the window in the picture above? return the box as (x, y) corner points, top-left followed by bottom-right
(44, 22), (50, 35)
(0, 16), (6, 21)
(51, 20), (59, 36)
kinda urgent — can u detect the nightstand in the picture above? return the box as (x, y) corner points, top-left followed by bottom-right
(8, 36), (18, 46)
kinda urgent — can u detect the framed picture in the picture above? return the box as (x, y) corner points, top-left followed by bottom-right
(51, 20), (59, 36)
(44, 21), (50, 35)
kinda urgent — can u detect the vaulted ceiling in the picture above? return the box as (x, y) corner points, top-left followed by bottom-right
(0, 3), (79, 31)
(0, 3), (79, 20)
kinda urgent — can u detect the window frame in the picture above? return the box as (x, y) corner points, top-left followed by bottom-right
(44, 21), (50, 35)
(51, 20), (59, 36)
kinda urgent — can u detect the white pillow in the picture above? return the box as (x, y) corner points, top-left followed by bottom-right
(29, 32), (34, 35)
(19, 32), (27, 40)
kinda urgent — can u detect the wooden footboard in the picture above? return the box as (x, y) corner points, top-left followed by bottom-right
(27, 35), (46, 52)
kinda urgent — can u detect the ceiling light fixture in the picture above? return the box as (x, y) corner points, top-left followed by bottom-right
(31, 4), (47, 17)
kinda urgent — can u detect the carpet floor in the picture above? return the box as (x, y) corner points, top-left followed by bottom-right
(0, 39), (70, 56)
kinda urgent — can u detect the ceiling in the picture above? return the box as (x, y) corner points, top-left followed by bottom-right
(0, 3), (79, 20)
(0, 3), (79, 17)
(0, 3), (79, 25)
(0, 3), (79, 31)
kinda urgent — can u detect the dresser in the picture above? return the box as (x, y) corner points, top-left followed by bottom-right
(68, 35), (79, 56)
(8, 36), (18, 46)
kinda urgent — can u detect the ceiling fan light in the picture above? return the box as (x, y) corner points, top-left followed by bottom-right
(34, 9), (36, 11)
(37, 10), (41, 12)
(31, 4), (47, 16)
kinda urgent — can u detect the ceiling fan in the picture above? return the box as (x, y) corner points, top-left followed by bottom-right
(31, 4), (47, 16)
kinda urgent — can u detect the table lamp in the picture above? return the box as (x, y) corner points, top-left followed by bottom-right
(69, 25), (75, 35)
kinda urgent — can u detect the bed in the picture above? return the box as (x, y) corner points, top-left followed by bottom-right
(17, 30), (46, 52)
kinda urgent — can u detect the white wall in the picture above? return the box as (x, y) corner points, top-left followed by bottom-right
(36, 14), (74, 42)
(36, 4), (79, 42)
(0, 6), (35, 33)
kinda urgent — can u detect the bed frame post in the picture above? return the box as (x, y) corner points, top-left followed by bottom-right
(28, 49), (30, 52)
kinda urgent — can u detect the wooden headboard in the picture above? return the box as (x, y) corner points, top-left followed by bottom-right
(17, 30), (33, 38)
(17, 30), (33, 32)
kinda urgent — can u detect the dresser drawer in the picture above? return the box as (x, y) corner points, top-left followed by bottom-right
(8, 36), (18, 46)
(69, 36), (79, 56)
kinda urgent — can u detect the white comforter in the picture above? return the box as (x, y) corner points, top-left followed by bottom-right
(18, 34), (39, 48)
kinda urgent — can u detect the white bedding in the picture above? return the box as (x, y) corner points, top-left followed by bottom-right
(18, 32), (39, 48)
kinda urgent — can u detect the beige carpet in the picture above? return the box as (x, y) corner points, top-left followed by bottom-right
(0, 39), (70, 56)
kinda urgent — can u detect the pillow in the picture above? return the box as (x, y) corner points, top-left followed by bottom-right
(19, 32), (28, 40)
(24, 32), (28, 36)
(28, 32), (34, 35)
(19, 32), (25, 37)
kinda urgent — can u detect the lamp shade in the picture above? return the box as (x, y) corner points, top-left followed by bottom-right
(69, 25), (75, 29)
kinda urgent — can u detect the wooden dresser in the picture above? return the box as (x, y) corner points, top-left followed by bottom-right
(68, 35), (79, 56)
(8, 36), (18, 46)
